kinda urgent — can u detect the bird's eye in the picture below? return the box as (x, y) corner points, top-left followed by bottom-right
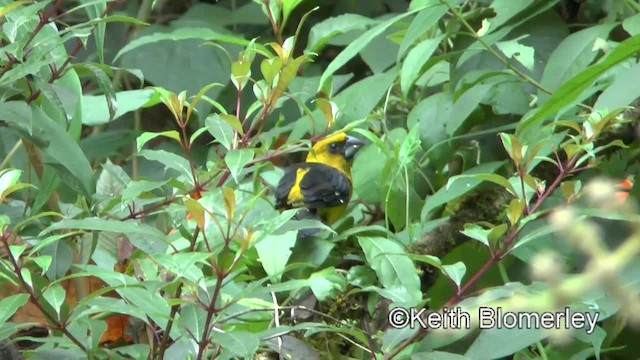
(330, 143), (338, 151)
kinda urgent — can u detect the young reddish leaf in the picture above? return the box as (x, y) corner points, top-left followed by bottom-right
(231, 60), (252, 90)
(186, 82), (224, 123)
(506, 198), (525, 225)
(220, 114), (244, 135)
(184, 198), (206, 231)
(260, 58), (282, 86)
(223, 186), (235, 221)
(315, 98), (338, 129)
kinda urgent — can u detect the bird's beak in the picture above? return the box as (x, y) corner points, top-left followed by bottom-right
(344, 136), (365, 160)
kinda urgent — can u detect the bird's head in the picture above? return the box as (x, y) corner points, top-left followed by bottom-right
(305, 132), (365, 175)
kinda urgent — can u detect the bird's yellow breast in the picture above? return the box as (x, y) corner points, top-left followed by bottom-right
(318, 204), (348, 224)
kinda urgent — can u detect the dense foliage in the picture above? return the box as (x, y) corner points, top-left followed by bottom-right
(1, 0), (640, 359)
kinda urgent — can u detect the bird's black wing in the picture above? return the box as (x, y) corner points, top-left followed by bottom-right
(298, 163), (351, 208)
(274, 163), (351, 209)
(274, 164), (300, 209)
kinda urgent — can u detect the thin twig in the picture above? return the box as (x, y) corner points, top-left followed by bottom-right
(0, 233), (87, 353)
(269, 285), (284, 359)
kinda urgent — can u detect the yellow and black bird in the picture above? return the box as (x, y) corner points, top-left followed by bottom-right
(274, 133), (365, 231)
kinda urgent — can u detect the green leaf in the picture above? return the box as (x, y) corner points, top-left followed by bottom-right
(496, 38), (535, 71)
(0, 101), (32, 135)
(412, 352), (471, 360)
(255, 231), (297, 282)
(353, 145), (388, 204)
(176, 304), (207, 340)
(282, 0), (306, 27)
(136, 131), (181, 152)
(42, 218), (169, 254)
(410, 254), (443, 270)
(75, 268), (172, 327)
(338, 70), (396, 121)
(0, 294), (29, 328)
(398, 124), (422, 167)
(40, 240), (72, 281)
(186, 82), (225, 122)
(260, 57), (282, 87)
(510, 224), (556, 254)
(96, 160), (128, 198)
(465, 326), (546, 359)
(153, 253), (211, 284)
(80, 130), (138, 162)
(23, 220), (69, 245)
(139, 149), (193, 183)
(593, 62), (640, 112)
(80, 0), (107, 63)
(31, 255), (53, 274)
(461, 224), (491, 247)
(400, 35), (445, 97)
(442, 261), (466, 288)
(42, 284), (66, 317)
(121, 179), (168, 203)
(264, 335), (321, 360)
(0, 169), (23, 199)
(454, 1), (564, 69)
(358, 236), (421, 306)
(212, 331), (260, 359)
(84, 63), (117, 122)
(206, 114), (235, 150)
(276, 56), (310, 99)
(448, 81), (498, 136)
(318, 5), (429, 91)
(220, 114), (244, 134)
(74, 296), (149, 324)
(448, 173), (516, 197)
(623, 13), (640, 36)
(308, 267), (347, 301)
(224, 149), (255, 182)
(486, 0), (536, 30)
(407, 93), (452, 167)
(31, 106), (94, 197)
(287, 237), (335, 279)
(231, 59), (251, 90)
(421, 162), (505, 220)
(0, 1), (32, 18)
(519, 34), (640, 133)
(114, 27), (255, 61)
(574, 325), (606, 360)
(9, 245), (26, 262)
(346, 265), (377, 287)
(292, 70), (395, 139)
(126, 232), (169, 255)
(398, 4), (447, 60)
(306, 14), (377, 54)
(37, 79), (79, 131)
(90, 14), (149, 26)
(539, 23), (616, 104)
(20, 268), (32, 288)
(81, 89), (159, 126)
